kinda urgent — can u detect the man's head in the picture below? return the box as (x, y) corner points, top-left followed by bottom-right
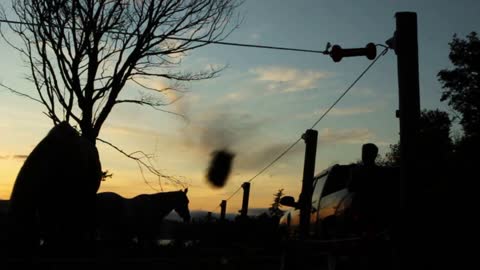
(362, 143), (378, 166)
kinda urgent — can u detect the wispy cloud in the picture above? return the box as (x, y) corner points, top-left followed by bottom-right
(103, 124), (164, 138)
(221, 91), (251, 102)
(319, 128), (375, 145)
(160, 39), (186, 60)
(351, 87), (376, 96)
(235, 142), (303, 172)
(182, 109), (265, 154)
(309, 107), (376, 118)
(295, 105), (379, 120)
(251, 66), (330, 93)
(12, 155), (28, 160)
(250, 33), (261, 40)
(126, 77), (189, 116)
(0, 154), (28, 161)
(317, 107), (375, 116)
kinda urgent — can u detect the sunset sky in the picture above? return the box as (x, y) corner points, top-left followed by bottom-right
(0, 0), (479, 214)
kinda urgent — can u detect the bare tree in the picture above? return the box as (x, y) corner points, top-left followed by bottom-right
(1, 0), (240, 142)
(1, 0), (241, 187)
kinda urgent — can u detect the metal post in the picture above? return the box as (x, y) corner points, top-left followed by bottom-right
(240, 182), (250, 217)
(220, 200), (227, 221)
(299, 129), (318, 239)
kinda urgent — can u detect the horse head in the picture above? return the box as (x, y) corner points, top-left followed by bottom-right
(173, 188), (190, 223)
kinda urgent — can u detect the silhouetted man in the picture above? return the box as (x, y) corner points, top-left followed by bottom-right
(361, 143), (379, 167)
(349, 143), (392, 270)
(348, 143), (384, 232)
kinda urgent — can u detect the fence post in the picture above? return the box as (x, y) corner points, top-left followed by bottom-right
(206, 211), (212, 223)
(220, 200), (227, 221)
(240, 182), (251, 218)
(299, 129), (318, 239)
(392, 11), (421, 269)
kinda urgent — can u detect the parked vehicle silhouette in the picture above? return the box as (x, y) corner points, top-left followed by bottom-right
(279, 163), (398, 240)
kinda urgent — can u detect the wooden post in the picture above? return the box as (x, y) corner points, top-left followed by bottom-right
(240, 182), (250, 217)
(206, 211), (212, 223)
(393, 11), (421, 269)
(395, 11), (421, 215)
(220, 200), (227, 221)
(299, 129), (318, 239)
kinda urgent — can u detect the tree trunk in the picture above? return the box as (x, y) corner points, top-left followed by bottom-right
(80, 121), (97, 145)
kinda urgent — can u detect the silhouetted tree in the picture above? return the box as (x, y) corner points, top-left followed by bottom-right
(377, 143), (400, 167)
(0, 0), (241, 186)
(438, 32), (480, 139)
(381, 109), (453, 169)
(438, 32), (480, 177)
(437, 32), (480, 263)
(268, 189), (284, 219)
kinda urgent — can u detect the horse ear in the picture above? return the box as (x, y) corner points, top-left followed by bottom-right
(184, 188), (188, 194)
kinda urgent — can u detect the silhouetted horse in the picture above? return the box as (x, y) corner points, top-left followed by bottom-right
(96, 189), (190, 248)
(7, 122), (102, 255)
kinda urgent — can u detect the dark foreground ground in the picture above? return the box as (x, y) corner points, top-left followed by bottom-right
(1, 236), (398, 270)
(2, 242), (283, 270)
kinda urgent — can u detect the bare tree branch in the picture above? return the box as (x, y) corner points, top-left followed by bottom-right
(96, 137), (187, 190)
(1, 0), (242, 187)
(0, 82), (43, 103)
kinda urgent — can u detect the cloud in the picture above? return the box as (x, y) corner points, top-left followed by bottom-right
(251, 66), (330, 93)
(295, 106), (381, 122)
(0, 154), (29, 161)
(182, 110), (265, 154)
(316, 106), (376, 117)
(12, 155), (28, 160)
(319, 128), (375, 145)
(352, 87), (375, 96)
(160, 39), (186, 60)
(221, 91), (251, 102)
(104, 124), (166, 138)
(250, 33), (261, 40)
(126, 77), (189, 116)
(235, 142), (303, 172)
(295, 106), (376, 119)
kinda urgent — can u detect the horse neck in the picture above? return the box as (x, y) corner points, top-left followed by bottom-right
(150, 191), (184, 213)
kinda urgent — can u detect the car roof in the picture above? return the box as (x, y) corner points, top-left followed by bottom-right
(314, 163), (351, 179)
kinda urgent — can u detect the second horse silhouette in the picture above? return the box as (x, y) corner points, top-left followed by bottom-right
(95, 189), (190, 249)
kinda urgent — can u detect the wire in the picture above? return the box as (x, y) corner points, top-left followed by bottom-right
(215, 46), (389, 212)
(0, 18), (330, 55)
(310, 46), (389, 129)
(0, 18), (389, 212)
(247, 138), (303, 184)
(218, 136), (303, 207)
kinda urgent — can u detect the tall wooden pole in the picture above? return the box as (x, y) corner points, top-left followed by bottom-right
(395, 11), (421, 214)
(299, 129), (318, 239)
(393, 11), (421, 269)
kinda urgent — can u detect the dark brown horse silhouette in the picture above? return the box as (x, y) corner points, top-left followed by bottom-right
(96, 189), (190, 247)
(7, 122), (102, 255)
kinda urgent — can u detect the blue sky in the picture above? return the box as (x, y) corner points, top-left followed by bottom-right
(0, 0), (479, 213)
